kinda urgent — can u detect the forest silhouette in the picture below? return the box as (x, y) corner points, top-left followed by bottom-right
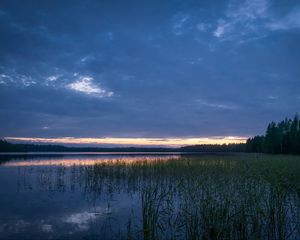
(1, 114), (299, 154)
(246, 114), (300, 154)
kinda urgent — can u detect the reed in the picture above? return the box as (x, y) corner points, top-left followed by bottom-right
(18, 154), (300, 239)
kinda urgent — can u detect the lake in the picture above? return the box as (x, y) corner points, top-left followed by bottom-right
(0, 153), (299, 240)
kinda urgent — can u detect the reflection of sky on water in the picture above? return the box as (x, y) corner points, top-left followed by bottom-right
(0, 154), (147, 239)
(64, 211), (99, 231)
(1, 154), (299, 239)
(1, 154), (180, 167)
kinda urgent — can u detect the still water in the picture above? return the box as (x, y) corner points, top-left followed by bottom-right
(0, 153), (181, 240)
(0, 153), (299, 240)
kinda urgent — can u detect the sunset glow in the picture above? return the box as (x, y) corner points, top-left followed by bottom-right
(5, 136), (247, 147)
(2, 156), (180, 167)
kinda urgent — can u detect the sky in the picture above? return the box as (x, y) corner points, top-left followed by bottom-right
(0, 0), (300, 146)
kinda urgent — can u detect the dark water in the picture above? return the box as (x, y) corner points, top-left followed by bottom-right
(0, 153), (180, 240)
(1, 153), (299, 240)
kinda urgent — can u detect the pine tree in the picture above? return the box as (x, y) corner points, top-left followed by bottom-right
(246, 114), (300, 154)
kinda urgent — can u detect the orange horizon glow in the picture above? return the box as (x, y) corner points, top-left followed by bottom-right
(5, 136), (247, 147)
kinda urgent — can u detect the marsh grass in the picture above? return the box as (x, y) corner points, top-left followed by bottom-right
(16, 154), (300, 239)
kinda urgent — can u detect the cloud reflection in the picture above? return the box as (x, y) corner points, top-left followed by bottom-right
(63, 211), (98, 231)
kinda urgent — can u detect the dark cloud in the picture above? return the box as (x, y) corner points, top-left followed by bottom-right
(0, 0), (300, 139)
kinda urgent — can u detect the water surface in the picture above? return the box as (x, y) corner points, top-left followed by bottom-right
(0, 153), (180, 240)
(0, 153), (299, 240)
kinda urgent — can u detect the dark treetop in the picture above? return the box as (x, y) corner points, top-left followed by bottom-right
(246, 114), (300, 154)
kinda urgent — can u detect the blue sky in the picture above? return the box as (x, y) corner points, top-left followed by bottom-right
(0, 0), (300, 143)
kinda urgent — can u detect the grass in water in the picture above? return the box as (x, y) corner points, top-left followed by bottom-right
(20, 154), (300, 239)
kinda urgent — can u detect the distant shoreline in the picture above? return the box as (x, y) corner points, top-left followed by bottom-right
(0, 151), (248, 155)
(0, 140), (247, 153)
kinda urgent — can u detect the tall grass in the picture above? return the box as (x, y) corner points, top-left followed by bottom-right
(17, 154), (300, 239)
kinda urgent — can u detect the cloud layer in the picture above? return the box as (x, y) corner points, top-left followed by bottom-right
(0, 0), (299, 141)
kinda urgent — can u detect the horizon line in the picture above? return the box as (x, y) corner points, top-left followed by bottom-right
(5, 136), (248, 147)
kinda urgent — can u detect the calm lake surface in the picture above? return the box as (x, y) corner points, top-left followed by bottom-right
(0, 153), (299, 240)
(0, 153), (182, 240)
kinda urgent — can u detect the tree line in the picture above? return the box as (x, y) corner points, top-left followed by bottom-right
(1, 114), (299, 154)
(180, 143), (246, 152)
(0, 140), (177, 153)
(246, 114), (300, 154)
(0, 139), (246, 153)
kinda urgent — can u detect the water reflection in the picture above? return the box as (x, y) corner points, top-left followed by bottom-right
(0, 154), (180, 240)
(1, 155), (180, 167)
(0, 154), (299, 240)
